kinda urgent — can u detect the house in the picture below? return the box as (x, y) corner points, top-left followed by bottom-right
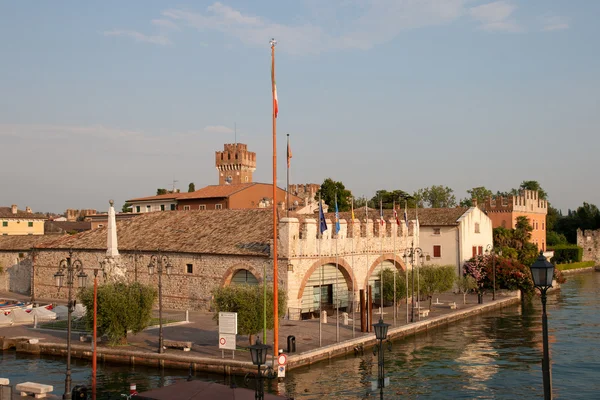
(415, 207), (493, 275)
(0, 205), (46, 236)
(478, 190), (548, 251)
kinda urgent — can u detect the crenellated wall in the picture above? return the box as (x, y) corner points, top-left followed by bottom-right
(577, 228), (600, 262)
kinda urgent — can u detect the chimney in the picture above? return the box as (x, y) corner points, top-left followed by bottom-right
(25, 206), (32, 213)
(472, 198), (478, 208)
(11, 204), (17, 214)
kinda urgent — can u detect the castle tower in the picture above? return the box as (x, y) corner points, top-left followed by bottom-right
(215, 143), (256, 185)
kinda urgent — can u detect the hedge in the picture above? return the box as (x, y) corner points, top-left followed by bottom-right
(550, 245), (583, 264)
(556, 261), (594, 271)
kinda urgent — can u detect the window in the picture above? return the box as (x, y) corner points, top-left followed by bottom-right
(433, 228), (441, 235)
(98, 224), (104, 228)
(170, 204), (176, 211)
(542, 222), (545, 230)
(199, 205), (206, 210)
(160, 204), (165, 211)
(215, 204), (223, 210)
(28, 222), (33, 227)
(136, 206), (141, 213)
(245, 176), (249, 182)
(186, 264), (193, 274)
(478, 246), (483, 256)
(2, 221), (7, 227)
(183, 205), (191, 211)
(472, 246), (477, 258)
(146, 205), (151, 212)
(433, 245), (441, 258)
(2, 233), (7, 236)
(474, 223), (480, 233)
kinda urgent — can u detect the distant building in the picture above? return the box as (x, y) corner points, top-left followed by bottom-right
(65, 209), (97, 222)
(0, 205), (46, 236)
(215, 143), (256, 185)
(477, 190), (548, 251)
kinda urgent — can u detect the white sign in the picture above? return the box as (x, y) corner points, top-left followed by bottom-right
(219, 333), (236, 350)
(278, 354), (287, 366)
(277, 365), (286, 378)
(218, 312), (238, 335)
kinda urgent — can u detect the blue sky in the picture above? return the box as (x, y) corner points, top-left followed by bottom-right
(1, 1), (598, 213)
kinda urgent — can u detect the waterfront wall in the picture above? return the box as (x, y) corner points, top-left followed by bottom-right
(0, 251), (33, 295)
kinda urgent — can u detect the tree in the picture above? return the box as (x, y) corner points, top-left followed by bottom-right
(79, 282), (157, 345)
(156, 188), (168, 195)
(460, 186), (493, 207)
(455, 275), (477, 304)
(377, 268), (406, 304)
(417, 185), (457, 208)
(121, 202), (132, 213)
(370, 190), (412, 209)
(188, 182), (196, 192)
(419, 265), (455, 309)
(519, 180), (548, 200)
(317, 178), (352, 211)
(211, 284), (286, 341)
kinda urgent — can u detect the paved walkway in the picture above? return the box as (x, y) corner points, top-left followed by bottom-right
(0, 290), (507, 364)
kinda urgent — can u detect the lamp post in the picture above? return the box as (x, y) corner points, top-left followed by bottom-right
(54, 250), (88, 400)
(485, 244), (497, 301)
(373, 318), (390, 400)
(403, 247), (423, 323)
(529, 251), (555, 400)
(247, 337), (277, 400)
(147, 250), (173, 354)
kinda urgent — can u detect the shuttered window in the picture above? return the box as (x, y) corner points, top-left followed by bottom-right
(433, 245), (441, 258)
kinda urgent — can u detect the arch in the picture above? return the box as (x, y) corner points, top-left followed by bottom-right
(221, 263), (263, 287)
(364, 254), (406, 289)
(296, 256), (356, 300)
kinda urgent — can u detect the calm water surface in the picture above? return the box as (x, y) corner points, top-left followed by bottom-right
(1, 272), (598, 399)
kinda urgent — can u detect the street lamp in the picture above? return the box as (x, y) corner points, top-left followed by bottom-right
(403, 247), (423, 323)
(54, 250), (88, 400)
(485, 244), (499, 301)
(373, 318), (390, 400)
(247, 337), (277, 400)
(148, 251), (173, 354)
(529, 251), (555, 400)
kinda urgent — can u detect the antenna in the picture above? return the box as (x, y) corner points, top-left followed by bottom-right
(172, 179), (178, 193)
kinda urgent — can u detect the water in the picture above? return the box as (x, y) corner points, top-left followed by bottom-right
(1, 272), (598, 399)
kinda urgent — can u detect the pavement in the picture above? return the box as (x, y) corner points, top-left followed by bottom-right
(0, 290), (502, 364)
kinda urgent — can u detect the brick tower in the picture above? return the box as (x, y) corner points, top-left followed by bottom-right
(215, 143), (256, 185)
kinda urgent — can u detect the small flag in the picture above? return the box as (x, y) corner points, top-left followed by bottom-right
(394, 207), (400, 226)
(319, 201), (328, 234)
(271, 44), (279, 118)
(404, 209), (409, 228)
(351, 198), (355, 222)
(287, 140), (292, 167)
(335, 199), (340, 234)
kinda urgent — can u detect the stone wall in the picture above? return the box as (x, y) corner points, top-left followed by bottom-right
(0, 250), (33, 295)
(577, 228), (600, 262)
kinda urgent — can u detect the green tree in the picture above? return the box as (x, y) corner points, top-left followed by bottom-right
(419, 265), (455, 309)
(121, 202), (132, 213)
(519, 180), (548, 200)
(455, 275), (477, 304)
(156, 188), (168, 195)
(377, 268), (407, 304)
(417, 185), (457, 208)
(188, 182), (196, 192)
(460, 186), (493, 207)
(547, 231), (568, 246)
(317, 178), (352, 211)
(79, 282), (157, 345)
(211, 285), (286, 341)
(370, 190), (412, 209)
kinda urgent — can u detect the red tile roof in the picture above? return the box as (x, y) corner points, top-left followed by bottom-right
(126, 193), (184, 202)
(0, 207), (46, 220)
(177, 183), (257, 200)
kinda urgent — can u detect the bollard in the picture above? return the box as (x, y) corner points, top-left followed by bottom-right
(342, 312), (349, 326)
(321, 310), (327, 324)
(0, 378), (12, 400)
(287, 335), (296, 353)
(130, 383), (138, 396)
(185, 310), (189, 322)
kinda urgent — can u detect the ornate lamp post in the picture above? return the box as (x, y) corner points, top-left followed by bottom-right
(373, 318), (390, 400)
(54, 250), (88, 400)
(147, 251), (173, 354)
(529, 251), (555, 400)
(403, 247), (423, 323)
(247, 337), (277, 400)
(485, 244), (497, 301)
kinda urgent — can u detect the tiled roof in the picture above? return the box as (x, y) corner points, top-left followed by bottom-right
(0, 235), (56, 251)
(0, 207), (46, 220)
(292, 207), (469, 226)
(126, 193), (184, 202)
(45, 221), (92, 234)
(177, 183), (257, 200)
(35, 209), (273, 256)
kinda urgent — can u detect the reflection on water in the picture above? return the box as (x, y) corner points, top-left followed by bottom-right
(1, 273), (599, 399)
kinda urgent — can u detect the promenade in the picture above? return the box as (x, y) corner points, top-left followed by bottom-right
(0, 290), (520, 376)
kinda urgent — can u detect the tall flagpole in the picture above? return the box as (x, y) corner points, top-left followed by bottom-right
(270, 38), (279, 355)
(318, 193), (323, 347)
(379, 199), (384, 316)
(351, 198), (356, 338)
(365, 199), (369, 328)
(393, 200), (397, 326)
(335, 193), (339, 343)
(405, 200), (409, 324)
(416, 203), (420, 321)
(286, 134), (290, 217)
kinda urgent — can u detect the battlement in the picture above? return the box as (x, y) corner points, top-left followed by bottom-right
(278, 217), (417, 259)
(215, 143), (256, 185)
(480, 190), (547, 215)
(288, 183), (320, 202)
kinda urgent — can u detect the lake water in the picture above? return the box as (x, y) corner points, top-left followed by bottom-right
(1, 271), (598, 399)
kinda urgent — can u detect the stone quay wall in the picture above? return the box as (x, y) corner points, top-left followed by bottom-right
(0, 250), (33, 295)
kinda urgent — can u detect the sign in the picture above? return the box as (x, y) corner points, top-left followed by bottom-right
(219, 333), (236, 350)
(277, 365), (286, 378)
(278, 353), (287, 366)
(218, 312), (237, 335)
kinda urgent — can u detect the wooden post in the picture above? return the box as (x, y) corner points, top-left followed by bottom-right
(368, 286), (373, 333)
(360, 289), (366, 333)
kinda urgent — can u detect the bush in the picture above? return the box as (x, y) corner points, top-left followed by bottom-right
(79, 282), (157, 345)
(377, 268), (406, 303)
(550, 245), (583, 264)
(463, 255), (534, 295)
(418, 265), (455, 309)
(556, 260), (594, 271)
(212, 284), (286, 338)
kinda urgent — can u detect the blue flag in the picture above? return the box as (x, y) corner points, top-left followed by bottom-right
(319, 201), (328, 234)
(335, 200), (340, 234)
(404, 209), (409, 228)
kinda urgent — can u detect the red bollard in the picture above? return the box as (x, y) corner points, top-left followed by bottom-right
(130, 383), (138, 396)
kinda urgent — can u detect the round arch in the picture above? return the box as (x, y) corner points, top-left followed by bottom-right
(221, 263), (263, 287)
(363, 254), (406, 289)
(296, 256), (356, 300)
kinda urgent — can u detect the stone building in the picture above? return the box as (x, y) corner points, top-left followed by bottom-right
(215, 143), (256, 185)
(478, 190), (548, 251)
(577, 228), (600, 263)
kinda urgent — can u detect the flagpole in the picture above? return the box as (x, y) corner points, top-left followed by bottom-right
(365, 199), (369, 330)
(335, 193), (339, 343)
(405, 200), (409, 324)
(393, 200), (397, 326)
(351, 198), (356, 338)
(416, 203), (420, 321)
(270, 38), (279, 356)
(379, 199), (384, 316)
(286, 134), (290, 217)
(318, 193), (323, 347)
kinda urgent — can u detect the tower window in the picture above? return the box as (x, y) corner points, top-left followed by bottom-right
(187, 264), (193, 274)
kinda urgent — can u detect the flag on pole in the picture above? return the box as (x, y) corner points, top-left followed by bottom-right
(287, 140), (292, 167)
(319, 200), (328, 234)
(335, 198), (340, 234)
(271, 42), (279, 118)
(393, 203), (400, 225)
(351, 198), (355, 222)
(380, 200), (385, 226)
(404, 208), (409, 228)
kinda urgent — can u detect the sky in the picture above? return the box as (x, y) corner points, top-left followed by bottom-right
(1, 1), (598, 214)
